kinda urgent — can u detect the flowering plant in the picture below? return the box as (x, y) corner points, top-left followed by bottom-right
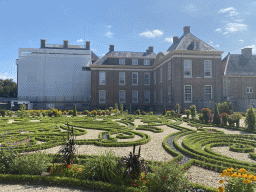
(49, 163), (84, 179)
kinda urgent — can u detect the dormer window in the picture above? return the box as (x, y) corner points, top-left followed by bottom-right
(119, 59), (125, 65)
(195, 41), (200, 50)
(132, 59), (138, 65)
(144, 59), (150, 65)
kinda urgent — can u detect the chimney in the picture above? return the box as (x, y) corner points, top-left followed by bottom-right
(40, 39), (46, 48)
(109, 45), (114, 52)
(241, 48), (252, 58)
(63, 40), (69, 48)
(86, 41), (90, 50)
(148, 46), (153, 53)
(183, 26), (190, 34)
(173, 36), (179, 43)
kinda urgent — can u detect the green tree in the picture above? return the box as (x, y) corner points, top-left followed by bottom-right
(0, 78), (17, 97)
(115, 103), (118, 110)
(175, 103), (180, 114)
(190, 105), (197, 120)
(185, 109), (191, 119)
(162, 105), (166, 116)
(120, 103), (123, 114)
(73, 105), (77, 116)
(245, 106), (256, 130)
(217, 102), (232, 114)
(212, 104), (220, 125)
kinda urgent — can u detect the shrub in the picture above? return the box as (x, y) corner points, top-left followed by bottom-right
(212, 104), (221, 125)
(175, 103), (180, 114)
(220, 113), (229, 126)
(102, 110), (106, 116)
(185, 109), (191, 119)
(109, 107), (113, 111)
(120, 104), (123, 114)
(0, 109), (6, 117)
(136, 109), (140, 115)
(68, 110), (73, 115)
(166, 111), (171, 116)
(231, 113), (243, 128)
(245, 106), (256, 130)
(162, 105), (166, 116)
(141, 111), (146, 115)
(227, 116), (235, 128)
(149, 111), (153, 115)
(115, 103), (118, 110)
(73, 105), (77, 116)
(97, 112), (102, 116)
(84, 110), (89, 115)
(190, 105), (197, 120)
(218, 101), (232, 114)
(170, 110), (175, 117)
(201, 108), (211, 124)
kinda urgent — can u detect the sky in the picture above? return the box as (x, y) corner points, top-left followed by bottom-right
(0, 0), (256, 83)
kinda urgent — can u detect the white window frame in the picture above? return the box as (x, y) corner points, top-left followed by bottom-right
(144, 59), (150, 65)
(247, 87), (253, 93)
(168, 86), (171, 103)
(160, 89), (163, 103)
(195, 41), (200, 50)
(184, 85), (192, 103)
(132, 90), (138, 103)
(119, 72), (125, 85)
(119, 59), (125, 65)
(168, 62), (171, 80)
(99, 90), (106, 103)
(99, 71), (106, 85)
(205, 85), (212, 99)
(132, 59), (138, 65)
(132, 72), (138, 85)
(160, 67), (163, 83)
(154, 71), (156, 85)
(144, 90), (150, 103)
(154, 90), (156, 103)
(204, 60), (212, 78)
(144, 72), (150, 85)
(119, 90), (125, 103)
(184, 60), (192, 78)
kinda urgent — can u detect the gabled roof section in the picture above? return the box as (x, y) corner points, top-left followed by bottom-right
(224, 54), (256, 76)
(167, 33), (218, 52)
(93, 51), (156, 65)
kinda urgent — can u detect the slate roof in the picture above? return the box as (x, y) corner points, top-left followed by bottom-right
(91, 51), (99, 62)
(93, 51), (156, 65)
(224, 54), (256, 76)
(167, 33), (218, 52)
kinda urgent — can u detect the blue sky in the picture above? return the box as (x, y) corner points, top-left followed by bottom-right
(0, 0), (256, 83)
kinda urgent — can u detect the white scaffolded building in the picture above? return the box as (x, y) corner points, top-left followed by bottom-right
(16, 39), (98, 110)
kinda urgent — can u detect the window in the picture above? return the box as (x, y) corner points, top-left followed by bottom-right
(168, 86), (171, 103)
(168, 62), (171, 80)
(144, 73), (150, 85)
(144, 59), (150, 65)
(119, 72), (125, 85)
(195, 42), (200, 50)
(119, 90), (125, 103)
(184, 60), (192, 78)
(247, 87), (253, 93)
(205, 85), (212, 99)
(204, 61), (212, 77)
(144, 90), (150, 103)
(184, 85), (192, 103)
(154, 71), (156, 85)
(132, 59), (138, 65)
(119, 59), (125, 65)
(132, 90), (138, 103)
(154, 90), (156, 103)
(99, 90), (106, 103)
(132, 72), (138, 85)
(160, 89), (163, 103)
(99, 71), (106, 85)
(160, 67), (163, 83)
(82, 67), (90, 71)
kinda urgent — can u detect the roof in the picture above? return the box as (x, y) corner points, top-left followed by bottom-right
(91, 51), (99, 62)
(224, 54), (256, 76)
(167, 33), (218, 52)
(93, 51), (156, 65)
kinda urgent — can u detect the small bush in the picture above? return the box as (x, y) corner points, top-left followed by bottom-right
(190, 105), (197, 120)
(136, 109), (140, 115)
(175, 103), (180, 114)
(0, 109), (6, 117)
(84, 110), (89, 115)
(162, 105), (166, 116)
(170, 110), (175, 117)
(245, 106), (256, 130)
(73, 105), (77, 116)
(185, 109), (191, 119)
(220, 112), (229, 126)
(141, 111), (146, 115)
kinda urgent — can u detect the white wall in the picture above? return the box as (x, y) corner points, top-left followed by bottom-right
(18, 48), (92, 101)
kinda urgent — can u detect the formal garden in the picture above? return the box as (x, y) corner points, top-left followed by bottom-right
(0, 102), (256, 192)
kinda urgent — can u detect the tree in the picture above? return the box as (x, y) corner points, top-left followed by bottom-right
(212, 104), (220, 125)
(217, 102), (232, 115)
(190, 105), (197, 120)
(0, 78), (17, 97)
(245, 106), (256, 130)
(115, 103), (118, 110)
(162, 105), (166, 116)
(73, 105), (77, 116)
(175, 103), (180, 114)
(120, 103), (123, 114)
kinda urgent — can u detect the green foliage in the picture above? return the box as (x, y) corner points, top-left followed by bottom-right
(0, 109), (6, 117)
(231, 113), (243, 128)
(212, 104), (220, 125)
(73, 105), (77, 116)
(109, 107), (113, 111)
(185, 109), (191, 119)
(84, 110), (89, 115)
(115, 103), (118, 110)
(245, 106), (256, 130)
(190, 105), (197, 120)
(170, 110), (175, 117)
(0, 78), (17, 97)
(227, 116), (235, 128)
(175, 103), (180, 114)
(136, 109), (140, 115)
(120, 104), (123, 114)
(162, 105), (166, 116)
(221, 113), (229, 126)
(201, 108), (211, 124)
(217, 101), (232, 114)
(223, 177), (256, 192)
(17, 104), (30, 119)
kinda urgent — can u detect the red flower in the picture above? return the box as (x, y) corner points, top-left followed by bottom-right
(162, 176), (167, 180)
(66, 164), (71, 168)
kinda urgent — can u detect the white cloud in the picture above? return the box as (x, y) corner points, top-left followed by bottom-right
(218, 7), (239, 16)
(215, 45), (220, 48)
(106, 25), (112, 29)
(223, 32), (228, 35)
(215, 28), (222, 32)
(209, 41), (219, 48)
(225, 23), (247, 32)
(235, 19), (244, 22)
(209, 41), (213, 45)
(164, 37), (173, 43)
(243, 45), (256, 54)
(105, 31), (113, 38)
(77, 39), (83, 43)
(239, 39), (244, 43)
(186, 4), (197, 12)
(139, 30), (163, 38)
(0, 72), (15, 81)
